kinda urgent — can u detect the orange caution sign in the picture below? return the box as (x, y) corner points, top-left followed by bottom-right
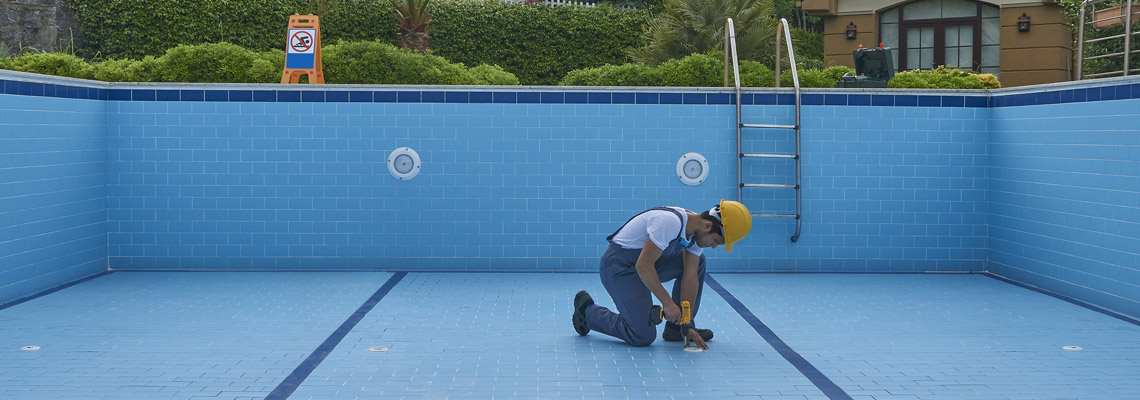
(281, 15), (325, 84)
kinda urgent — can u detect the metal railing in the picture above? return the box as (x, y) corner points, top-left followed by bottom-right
(1078, 0), (1140, 79)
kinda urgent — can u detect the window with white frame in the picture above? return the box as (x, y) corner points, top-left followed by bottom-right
(879, 0), (1000, 76)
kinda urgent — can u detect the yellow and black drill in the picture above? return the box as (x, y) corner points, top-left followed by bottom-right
(650, 301), (694, 342)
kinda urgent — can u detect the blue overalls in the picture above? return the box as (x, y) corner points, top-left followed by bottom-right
(583, 207), (707, 347)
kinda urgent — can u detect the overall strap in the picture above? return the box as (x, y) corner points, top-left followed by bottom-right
(606, 207), (686, 243)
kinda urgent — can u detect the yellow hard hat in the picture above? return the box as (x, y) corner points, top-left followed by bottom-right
(713, 199), (752, 253)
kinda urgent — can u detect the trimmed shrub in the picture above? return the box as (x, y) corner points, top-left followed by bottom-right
(469, 64), (520, 85)
(888, 66), (992, 89)
(322, 40), (517, 85)
(2, 52), (94, 79)
(559, 52), (845, 88)
(560, 64), (663, 86)
(780, 65), (854, 88)
(158, 43), (282, 83)
(92, 59), (136, 82)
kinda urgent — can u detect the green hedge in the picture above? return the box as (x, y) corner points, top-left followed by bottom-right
(559, 52), (853, 87)
(70, 0), (649, 85)
(429, 1), (652, 85)
(0, 41), (517, 85)
(70, 0), (398, 60)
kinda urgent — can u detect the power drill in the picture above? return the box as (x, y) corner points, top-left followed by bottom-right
(649, 301), (693, 338)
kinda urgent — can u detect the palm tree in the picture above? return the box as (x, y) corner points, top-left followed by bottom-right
(393, 0), (433, 53)
(629, 0), (777, 66)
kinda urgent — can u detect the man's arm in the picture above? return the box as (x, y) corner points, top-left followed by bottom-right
(680, 251), (700, 306)
(634, 238), (682, 323)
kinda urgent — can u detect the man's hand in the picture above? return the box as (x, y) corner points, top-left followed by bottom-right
(684, 328), (709, 350)
(662, 302), (682, 324)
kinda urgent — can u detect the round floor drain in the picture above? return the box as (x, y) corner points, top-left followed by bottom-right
(1062, 345), (1083, 351)
(368, 346), (389, 352)
(20, 346), (40, 351)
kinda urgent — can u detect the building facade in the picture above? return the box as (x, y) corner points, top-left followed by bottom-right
(801, 0), (1072, 87)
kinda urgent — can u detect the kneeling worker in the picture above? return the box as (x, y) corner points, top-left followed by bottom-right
(573, 200), (752, 349)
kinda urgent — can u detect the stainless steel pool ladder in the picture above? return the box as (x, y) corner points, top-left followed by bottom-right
(723, 18), (802, 242)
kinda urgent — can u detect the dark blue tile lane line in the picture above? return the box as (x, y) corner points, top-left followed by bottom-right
(266, 271), (408, 400)
(0, 271), (114, 311)
(983, 272), (1140, 327)
(706, 275), (853, 400)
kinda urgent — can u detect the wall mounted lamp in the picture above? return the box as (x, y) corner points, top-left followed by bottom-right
(846, 22), (857, 40)
(1018, 13), (1031, 32)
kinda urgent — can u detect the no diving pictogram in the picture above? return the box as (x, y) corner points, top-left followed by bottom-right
(290, 31), (313, 53)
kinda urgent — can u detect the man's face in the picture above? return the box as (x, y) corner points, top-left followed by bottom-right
(694, 229), (725, 249)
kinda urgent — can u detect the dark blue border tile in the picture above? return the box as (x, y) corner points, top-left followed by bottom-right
(565, 92), (588, 104)
(942, 96), (964, 107)
(588, 92), (611, 104)
(517, 92), (540, 103)
(1086, 87), (1102, 101)
(802, 94), (824, 105)
(445, 91), (468, 103)
(493, 92), (517, 104)
(1132, 83), (1140, 99)
(301, 91), (325, 102)
(754, 93), (776, 105)
(682, 93), (706, 104)
(470, 92), (492, 103)
(133, 90), (155, 101)
(872, 95), (894, 106)
(635, 93), (658, 104)
(1040, 91), (1060, 105)
(181, 90), (204, 102)
(206, 90), (229, 102)
(964, 96), (986, 108)
(253, 90), (276, 102)
(777, 94), (796, 105)
(351, 91), (374, 102)
(707, 93), (731, 105)
(895, 95), (917, 106)
(374, 91), (397, 102)
(231, 90), (253, 102)
(739, 94), (754, 105)
(659, 93), (682, 104)
(1117, 84), (1131, 100)
(277, 90), (301, 102)
(156, 90), (180, 101)
(0, 80), (6, 94)
(848, 94), (871, 106)
(421, 91), (445, 103)
(918, 96), (940, 107)
(824, 94), (847, 105)
(1073, 88), (1087, 102)
(612, 92), (635, 104)
(396, 91), (419, 103)
(109, 89), (130, 101)
(326, 91), (349, 102)
(541, 92), (564, 104)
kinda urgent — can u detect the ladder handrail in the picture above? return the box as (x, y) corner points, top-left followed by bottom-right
(724, 17), (803, 242)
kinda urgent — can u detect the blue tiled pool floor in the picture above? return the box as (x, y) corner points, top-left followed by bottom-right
(1, 272), (1137, 400)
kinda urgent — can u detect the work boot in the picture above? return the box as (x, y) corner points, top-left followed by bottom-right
(573, 290), (594, 336)
(662, 322), (713, 342)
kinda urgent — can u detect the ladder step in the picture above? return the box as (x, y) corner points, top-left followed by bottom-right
(742, 123), (797, 129)
(741, 183), (798, 189)
(753, 213), (798, 218)
(742, 153), (797, 159)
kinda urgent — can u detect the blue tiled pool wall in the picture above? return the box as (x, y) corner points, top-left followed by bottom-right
(0, 91), (108, 306)
(988, 97), (1140, 318)
(1, 70), (1138, 318)
(101, 97), (989, 273)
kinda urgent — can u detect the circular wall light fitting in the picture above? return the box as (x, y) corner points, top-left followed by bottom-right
(387, 147), (421, 180)
(676, 152), (709, 186)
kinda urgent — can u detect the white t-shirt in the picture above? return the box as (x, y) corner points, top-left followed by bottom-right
(610, 207), (703, 256)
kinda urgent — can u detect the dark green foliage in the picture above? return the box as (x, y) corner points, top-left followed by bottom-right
(429, 1), (652, 85)
(70, 0), (398, 60)
(887, 66), (990, 89)
(560, 51), (845, 87)
(159, 43), (283, 83)
(2, 52), (94, 79)
(321, 40), (517, 85)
